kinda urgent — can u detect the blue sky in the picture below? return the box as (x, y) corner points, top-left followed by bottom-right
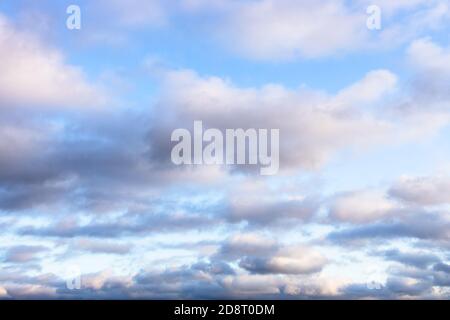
(0, 0), (450, 299)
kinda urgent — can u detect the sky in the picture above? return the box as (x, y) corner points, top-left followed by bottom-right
(0, 0), (450, 299)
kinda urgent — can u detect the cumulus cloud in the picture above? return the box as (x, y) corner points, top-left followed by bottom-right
(213, 233), (326, 276)
(224, 179), (318, 225)
(0, 14), (107, 109)
(408, 38), (450, 74)
(433, 263), (450, 287)
(389, 175), (450, 206)
(380, 249), (441, 269)
(183, 0), (450, 60)
(148, 67), (444, 173)
(327, 212), (450, 244)
(333, 70), (398, 106)
(4, 257), (441, 299)
(227, 198), (317, 225)
(406, 39), (450, 106)
(0, 238), (447, 299)
(343, 276), (433, 299)
(357, 0), (432, 15)
(1, 1), (450, 301)
(215, 233), (279, 260)
(239, 245), (326, 275)
(217, 0), (366, 60)
(0, 286), (7, 297)
(329, 189), (399, 223)
(0, 113), (148, 212)
(112, 261), (340, 298)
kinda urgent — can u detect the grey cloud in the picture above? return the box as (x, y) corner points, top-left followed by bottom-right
(190, 261), (236, 276)
(432, 263), (450, 287)
(433, 262), (450, 274)
(146, 68), (412, 174)
(380, 249), (441, 269)
(239, 255), (324, 275)
(19, 212), (220, 238)
(214, 234), (279, 261)
(226, 198), (318, 226)
(386, 276), (432, 296)
(132, 263), (232, 299)
(1, 258), (449, 299)
(327, 212), (450, 244)
(214, 234), (326, 275)
(3, 245), (48, 263)
(0, 183), (68, 212)
(352, 259), (450, 297)
(0, 112), (153, 212)
(328, 189), (399, 223)
(389, 175), (450, 206)
(342, 276), (434, 299)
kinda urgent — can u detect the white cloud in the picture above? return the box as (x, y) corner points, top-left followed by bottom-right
(407, 38), (450, 74)
(150, 67), (446, 172)
(2, 1), (450, 300)
(0, 286), (8, 297)
(333, 70), (398, 107)
(389, 175), (450, 206)
(82, 269), (133, 290)
(240, 245), (327, 275)
(217, 233), (278, 259)
(182, 0), (450, 60)
(0, 125), (49, 165)
(218, 0), (365, 60)
(226, 179), (317, 224)
(3, 245), (48, 263)
(357, 0), (437, 15)
(220, 274), (282, 296)
(0, 14), (107, 109)
(330, 190), (398, 223)
(4, 284), (56, 298)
